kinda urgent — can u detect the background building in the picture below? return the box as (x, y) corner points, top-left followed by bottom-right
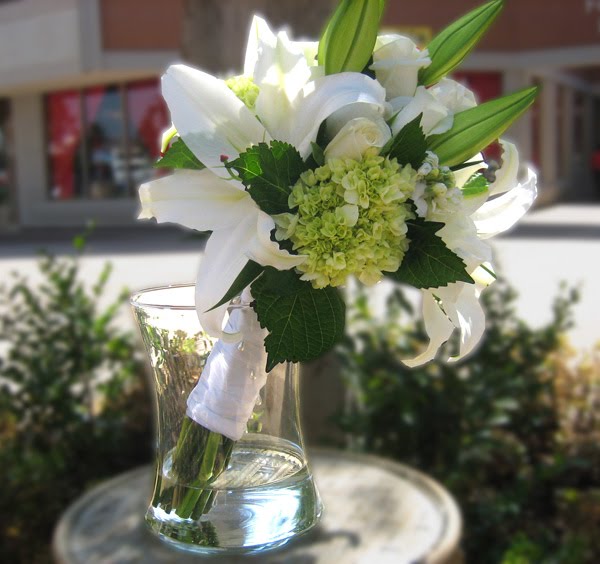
(0, 0), (598, 228)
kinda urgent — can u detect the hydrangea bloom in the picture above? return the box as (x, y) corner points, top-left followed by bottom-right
(275, 152), (416, 287)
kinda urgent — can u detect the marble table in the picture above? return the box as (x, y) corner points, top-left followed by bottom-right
(53, 449), (462, 564)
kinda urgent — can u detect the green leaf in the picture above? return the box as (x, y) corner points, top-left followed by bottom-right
(251, 268), (346, 371)
(427, 86), (538, 167)
(419, 0), (504, 86)
(383, 114), (427, 169)
(462, 173), (489, 197)
(154, 138), (205, 170)
(208, 261), (264, 312)
(318, 0), (382, 75)
(388, 218), (474, 288)
(229, 141), (308, 215)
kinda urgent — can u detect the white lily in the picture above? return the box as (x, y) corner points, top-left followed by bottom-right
(403, 140), (537, 366)
(163, 21), (387, 171)
(472, 140), (538, 239)
(403, 280), (486, 368)
(139, 170), (305, 340)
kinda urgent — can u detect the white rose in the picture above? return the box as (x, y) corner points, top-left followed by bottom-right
(369, 35), (431, 99)
(324, 117), (391, 162)
(325, 102), (389, 141)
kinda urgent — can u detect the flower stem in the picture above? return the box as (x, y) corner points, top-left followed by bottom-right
(177, 431), (222, 519)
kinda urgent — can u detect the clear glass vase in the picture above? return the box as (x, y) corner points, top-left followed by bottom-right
(131, 285), (322, 555)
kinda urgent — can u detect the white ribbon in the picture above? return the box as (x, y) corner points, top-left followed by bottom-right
(186, 288), (268, 441)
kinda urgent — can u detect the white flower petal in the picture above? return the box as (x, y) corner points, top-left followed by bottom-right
(195, 221), (257, 341)
(370, 35), (430, 99)
(489, 140), (520, 196)
(246, 212), (307, 270)
(243, 15), (276, 77)
(297, 41), (320, 68)
(453, 152), (485, 189)
(326, 103), (390, 140)
(288, 73), (387, 158)
(324, 116), (391, 161)
(254, 29), (313, 141)
(162, 64), (269, 178)
(390, 86), (451, 136)
(430, 78), (477, 114)
(438, 215), (493, 269)
(138, 170), (252, 231)
(196, 211), (305, 340)
(447, 284), (486, 362)
(402, 291), (455, 367)
(473, 168), (537, 239)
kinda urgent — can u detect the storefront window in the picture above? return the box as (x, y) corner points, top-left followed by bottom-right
(84, 85), (126, 199)
(47, 90), (83, 200)
(127, 79), (169, 189)
(46, 79), (168, 200)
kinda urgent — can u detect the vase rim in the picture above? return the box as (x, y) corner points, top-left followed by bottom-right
(130, 284), (197, 311)
(130, 284), (249, 312)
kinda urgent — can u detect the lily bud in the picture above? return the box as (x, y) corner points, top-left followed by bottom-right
(318, 0), (382, 75)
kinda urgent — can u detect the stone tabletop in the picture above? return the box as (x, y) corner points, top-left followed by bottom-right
(53, 449), (461, 564)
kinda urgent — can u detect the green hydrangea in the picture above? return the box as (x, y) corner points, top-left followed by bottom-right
(275, 154), (417, 288)
(225, 76), (259, 110)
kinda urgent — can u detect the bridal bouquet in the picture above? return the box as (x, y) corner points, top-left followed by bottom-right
(139, 0), (536, 519)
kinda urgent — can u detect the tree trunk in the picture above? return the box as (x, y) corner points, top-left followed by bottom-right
(180, 0), (336, 74)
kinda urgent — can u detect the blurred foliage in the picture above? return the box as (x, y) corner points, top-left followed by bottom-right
(336, 279), (600, 563)
(0, 234), (151, 563)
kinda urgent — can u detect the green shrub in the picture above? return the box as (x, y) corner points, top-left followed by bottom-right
(0, 235), (151, 563)
(335, 279), (598, 563)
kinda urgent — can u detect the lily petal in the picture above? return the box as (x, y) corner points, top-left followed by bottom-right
(254, 27), (313, 142)
(195, 221), (255, 342)
(390, 86), (451, 136)
(402, 291), (455, 367)
(454, 152), (485, 188)
(162, 64), (269, 178)
(489, 140), (519, 196)
(244, 15), (276, 77)
(138, 170), (252, 231)
(196, 211), (305, 340)
(289, 73), (388, 158)
(446, 284), (486, 362)
(438, 214), (493, 270)
(246, 212), (307, 270)
(473, 167), (537, 239)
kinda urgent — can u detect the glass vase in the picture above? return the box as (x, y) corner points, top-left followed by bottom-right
(131, 285), (322, 555)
